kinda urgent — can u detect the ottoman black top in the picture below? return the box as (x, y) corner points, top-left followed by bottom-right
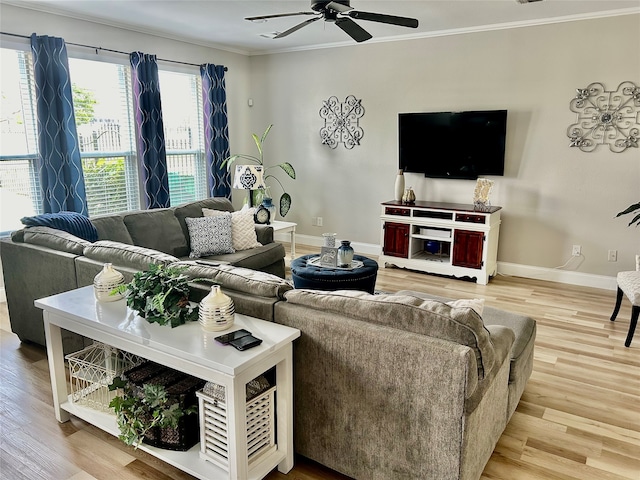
(290, 254), (379, 294)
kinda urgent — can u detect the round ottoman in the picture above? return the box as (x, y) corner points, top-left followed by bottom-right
(290, 254), (378, 294)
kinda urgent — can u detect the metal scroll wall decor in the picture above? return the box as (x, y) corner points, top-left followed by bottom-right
(568, 81), (640, 153)
(319, 95), (364, 149)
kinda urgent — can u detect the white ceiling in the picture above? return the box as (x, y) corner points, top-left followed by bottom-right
(6, 0), (640, 55)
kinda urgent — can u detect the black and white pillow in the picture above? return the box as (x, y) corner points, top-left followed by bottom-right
(185, 214), (235, 258)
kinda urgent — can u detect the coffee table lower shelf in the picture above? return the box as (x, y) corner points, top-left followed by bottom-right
(61, 398), (285, 480)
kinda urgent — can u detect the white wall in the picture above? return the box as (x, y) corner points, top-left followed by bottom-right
(2, 4), (638, 285)
(247, 15), (640, 281)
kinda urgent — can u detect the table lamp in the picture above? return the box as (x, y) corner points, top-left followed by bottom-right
(233, 165), (265, 207)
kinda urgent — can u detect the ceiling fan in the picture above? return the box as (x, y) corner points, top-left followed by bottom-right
(245, 1), (419, 43)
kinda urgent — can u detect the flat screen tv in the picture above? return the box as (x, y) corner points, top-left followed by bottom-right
(399, 110), (507, 179)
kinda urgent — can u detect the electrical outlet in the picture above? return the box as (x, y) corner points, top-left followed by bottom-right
(608, 250), (617, 262)
(572, 245), (581, 256)
(317, 217), (323, 227)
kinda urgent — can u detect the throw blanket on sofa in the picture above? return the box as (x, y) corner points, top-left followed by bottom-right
(21, 212), (98, 242)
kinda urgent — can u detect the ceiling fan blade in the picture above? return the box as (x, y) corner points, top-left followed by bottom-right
(245, 11), (316, 22)
(326, 1), (353, 13)
(335, 17), (372, 43)
(348, 11), (419, 28)
(274, 16), (322, 38)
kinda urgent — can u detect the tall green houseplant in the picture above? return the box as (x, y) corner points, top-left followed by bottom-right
(222, 124), (296, 217)
(617, 202), (640, 227)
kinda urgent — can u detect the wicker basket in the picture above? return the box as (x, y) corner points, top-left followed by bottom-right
(65, 342), (143, 412)
(122, 361), (206, 451)
(197, 379), (276, 471)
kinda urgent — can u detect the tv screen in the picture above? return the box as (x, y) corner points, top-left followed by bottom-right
(399, 110), (507, 179)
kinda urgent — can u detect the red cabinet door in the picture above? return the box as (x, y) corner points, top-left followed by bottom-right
(452, 230), (484, 269)
(383, 222), (410, 258)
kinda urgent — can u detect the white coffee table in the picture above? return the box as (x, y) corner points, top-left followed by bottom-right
(270, 220), (297, 258)
(36, 286), (300, 480)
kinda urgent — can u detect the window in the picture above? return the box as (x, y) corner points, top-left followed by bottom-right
(0, 45), (209, 236)
(0, 49), (39, 234)
(159, 69), (207, 206)
(69, 57), (140, 216)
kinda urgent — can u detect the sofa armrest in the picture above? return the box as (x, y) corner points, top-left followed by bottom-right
(21, 226), (91, 255)
(254, 225), (273, 245)
(0, 238), (88, 353)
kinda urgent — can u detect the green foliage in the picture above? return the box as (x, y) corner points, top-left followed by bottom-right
(72, 84), (97, 126)
(111, 264), (198, 327)
(616, 202), (640, 227)
(108, 378), (197, 449)
(221, 124), (296, 217)
(82, 157), (129, 215)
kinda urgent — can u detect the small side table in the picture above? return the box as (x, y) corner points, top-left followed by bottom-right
(271, 220), (297, 258)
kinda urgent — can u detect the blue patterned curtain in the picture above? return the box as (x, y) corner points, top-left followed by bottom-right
(30, 34), (88, 215)
(200, 64), (231, 198)
(130, 52), (170, 208)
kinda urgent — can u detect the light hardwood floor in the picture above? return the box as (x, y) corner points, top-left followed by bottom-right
(1, 244), (638, 480)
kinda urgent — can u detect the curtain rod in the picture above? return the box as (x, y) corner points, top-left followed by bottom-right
(0, 31), (228, 71)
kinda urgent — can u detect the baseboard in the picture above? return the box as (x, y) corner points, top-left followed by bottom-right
(288, 234), (617, 291)
(291, 234), (381, 257)
(497, 262), (617, 291)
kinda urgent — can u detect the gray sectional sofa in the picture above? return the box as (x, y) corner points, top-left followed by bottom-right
(275, 288), (535, 480)
(157, 264), (535, 480)
(0, 197), (285, 353)
(1, 203), (536, 479)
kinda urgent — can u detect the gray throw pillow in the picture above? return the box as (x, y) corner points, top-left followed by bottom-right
(185, 214), (235, 258)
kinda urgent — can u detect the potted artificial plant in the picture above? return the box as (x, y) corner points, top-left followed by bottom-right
(222, 124), (296, 217)
(108, 377), (197, 449)
(112, 263), (198, 327)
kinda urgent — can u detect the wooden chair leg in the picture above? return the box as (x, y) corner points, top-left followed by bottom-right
(610, 287), (624, 321)
(624, 306), (639, 348)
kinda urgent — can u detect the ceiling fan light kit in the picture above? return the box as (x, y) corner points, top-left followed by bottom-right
(245, 1), (419, 43)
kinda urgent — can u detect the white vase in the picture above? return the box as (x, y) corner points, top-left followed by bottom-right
(199, 285), (235, 332)
(394, 169), (405, 202)
(93, 263), (125, 302)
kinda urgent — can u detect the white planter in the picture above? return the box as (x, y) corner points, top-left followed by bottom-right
(93, 263), (125, 302)
(199, 285), (235, 331)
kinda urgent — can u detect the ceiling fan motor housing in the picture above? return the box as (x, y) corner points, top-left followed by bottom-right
(311, 1), (350, 13)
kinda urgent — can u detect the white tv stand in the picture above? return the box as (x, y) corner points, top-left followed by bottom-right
(379, 200), (501, 285)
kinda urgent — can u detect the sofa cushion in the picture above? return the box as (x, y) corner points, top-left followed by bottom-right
(195, 243), (285, 271)
(185, 215), (235, 258)
(22, 226), (90, 255)
(83, 240), (179, 271)
(284, 289), (496, 378)
(90, 214), (133, 244)
(203, 208), (262, 251)
(21, 211), (98, 242)
(172, 262), (292, 299)
(122, 208), (189, 257)
(173, 197), (235, 249)
(447, 298), (485, 316)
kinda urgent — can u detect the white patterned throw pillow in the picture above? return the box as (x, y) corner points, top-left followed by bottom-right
(202, 208), (262, 251)
(185, 214), (235, 258)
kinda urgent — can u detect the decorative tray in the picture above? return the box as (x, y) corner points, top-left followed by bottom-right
(307, 256), (364, 270)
